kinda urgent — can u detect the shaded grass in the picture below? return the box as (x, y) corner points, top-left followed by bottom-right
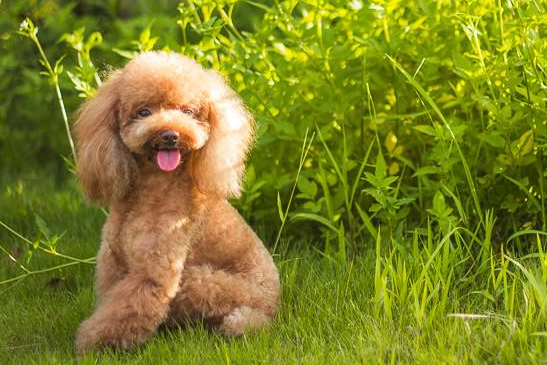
(1, 175), (547, 365)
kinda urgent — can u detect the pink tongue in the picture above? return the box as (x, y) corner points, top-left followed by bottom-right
(156, 150), (181, 172)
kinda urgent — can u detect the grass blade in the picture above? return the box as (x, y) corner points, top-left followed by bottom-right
(386, 55), (483, 226)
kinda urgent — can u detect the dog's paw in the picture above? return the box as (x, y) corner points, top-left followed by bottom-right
(219, 306), (270, 336)
(75, 315), (127, 355)
(75, 316), (103, 355)
(75, 313), (151, 355)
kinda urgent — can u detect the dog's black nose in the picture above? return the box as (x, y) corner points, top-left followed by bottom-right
(160, 130), (179, 146)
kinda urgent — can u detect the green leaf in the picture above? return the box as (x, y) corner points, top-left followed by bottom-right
(413, 166), (440, 177)
(290, 213), (339, 233)
(140, 26), (151, 44)
(296, 176), (318, 198)
(34, 214), (50, 239)
(478, 133), (505, 148)
(277, 192), (284, 222)
(355, 204), (378, 239)
(432, 190), (446, 213)
(413, 125), (439, 137)
(112, 48), (138, 59)
(379, 176), (398, 188)
(375, 149), (387, 181)
(362, 172), (379, 187)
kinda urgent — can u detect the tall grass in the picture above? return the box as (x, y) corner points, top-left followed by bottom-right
(1, 179), (547, 363)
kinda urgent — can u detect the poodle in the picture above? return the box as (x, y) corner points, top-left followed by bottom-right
(73, 51), (280, 354)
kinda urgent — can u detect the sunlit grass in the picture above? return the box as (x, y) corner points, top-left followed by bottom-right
(1, 177), (547, 364)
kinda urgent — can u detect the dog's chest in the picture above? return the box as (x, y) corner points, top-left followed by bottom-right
(107, 199), (203, 261)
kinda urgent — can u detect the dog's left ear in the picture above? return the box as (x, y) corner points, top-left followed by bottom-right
(190, 71), (255, 198)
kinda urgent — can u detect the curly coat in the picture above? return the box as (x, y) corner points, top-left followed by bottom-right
(74, 51), (280, 354)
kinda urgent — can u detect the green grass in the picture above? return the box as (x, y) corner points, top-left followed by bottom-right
(1, 175), (547, 365)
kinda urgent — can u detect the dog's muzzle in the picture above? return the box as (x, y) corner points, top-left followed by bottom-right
(153, 130), (183, 172)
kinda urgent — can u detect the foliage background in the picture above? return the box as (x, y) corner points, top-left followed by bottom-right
(2, 0), (547, 250)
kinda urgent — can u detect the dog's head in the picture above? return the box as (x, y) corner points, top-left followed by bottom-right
(74, 52), (254, 205)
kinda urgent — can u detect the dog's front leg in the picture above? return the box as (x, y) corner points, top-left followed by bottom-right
(75, 247), (187, 354)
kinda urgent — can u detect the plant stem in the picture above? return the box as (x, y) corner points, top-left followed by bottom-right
(0, 261), (85, 286)
(26, 23), (77, 162)
(0, 220), (95, 265)
(273, 129), (315, 253)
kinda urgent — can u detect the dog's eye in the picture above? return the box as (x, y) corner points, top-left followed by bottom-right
(137, 108), (152, 118)
(182, 108), (194, 116)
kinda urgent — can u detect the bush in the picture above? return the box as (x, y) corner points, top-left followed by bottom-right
(3, 0), (547, 249)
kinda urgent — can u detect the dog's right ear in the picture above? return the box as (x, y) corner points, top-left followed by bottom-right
(74, 71), (137, 206)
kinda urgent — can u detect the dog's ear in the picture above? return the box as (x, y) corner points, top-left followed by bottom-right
(74, 71), (137, 206)
(190, 71), (254, 198)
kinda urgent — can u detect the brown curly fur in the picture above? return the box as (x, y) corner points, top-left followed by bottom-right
(73, 51), (280, 354)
